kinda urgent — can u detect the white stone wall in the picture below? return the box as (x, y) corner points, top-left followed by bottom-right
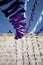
(0, 34), (43, 65)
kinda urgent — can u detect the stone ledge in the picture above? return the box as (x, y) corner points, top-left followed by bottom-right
(0, 33), (43, 65)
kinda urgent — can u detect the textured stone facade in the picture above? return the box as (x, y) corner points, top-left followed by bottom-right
(0, 34), (43, 65)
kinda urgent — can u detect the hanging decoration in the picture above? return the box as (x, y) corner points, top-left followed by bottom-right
(0, 0), (26, 39)
(0, 0), (42, 40)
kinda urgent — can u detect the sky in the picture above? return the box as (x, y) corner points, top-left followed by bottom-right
(0, 0), (43, 33)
